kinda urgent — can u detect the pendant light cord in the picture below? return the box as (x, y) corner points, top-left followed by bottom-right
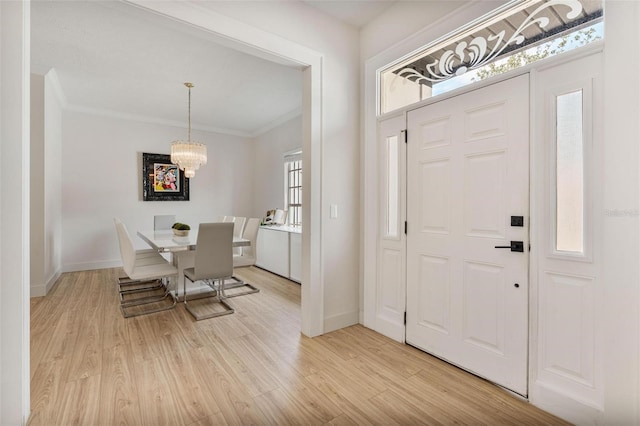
(188, 85), (192, 142)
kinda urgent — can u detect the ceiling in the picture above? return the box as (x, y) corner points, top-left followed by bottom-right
(31, 0), (398, 138)
(31, 1), (305, 138)
(302, 0), (397, 28)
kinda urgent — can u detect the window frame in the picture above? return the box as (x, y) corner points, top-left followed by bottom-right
(284, 150), (302, 227)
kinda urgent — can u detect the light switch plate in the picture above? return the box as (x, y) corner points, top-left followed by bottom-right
(330, 204), (338, 219)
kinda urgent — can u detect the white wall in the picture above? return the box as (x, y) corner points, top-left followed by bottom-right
(61, 110), (255, 271)
(599, 2), (640, 423)
(30, 74), (45, 295)
(0, 1), (30, 424)
(361, 1), (640, 424)
(193, 1), (361, 332)
(30, 71), (63, 297)
(360, 0), (473, 62)
(43, 71), (63, 293)
(252, 115), (302, 218)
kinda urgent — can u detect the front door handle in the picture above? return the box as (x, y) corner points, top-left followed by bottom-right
(495, 241), (524, 252)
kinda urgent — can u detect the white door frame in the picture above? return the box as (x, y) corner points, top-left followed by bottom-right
(1, 1), (32, 424)
(125, 0), (325, 337)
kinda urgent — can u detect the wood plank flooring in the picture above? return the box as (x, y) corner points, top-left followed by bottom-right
(29, 266), (569, 425)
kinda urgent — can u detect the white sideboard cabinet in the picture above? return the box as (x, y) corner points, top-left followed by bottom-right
(256, 225), (301, 283)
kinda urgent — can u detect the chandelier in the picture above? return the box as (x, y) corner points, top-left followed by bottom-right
(171, 82), (207, 178)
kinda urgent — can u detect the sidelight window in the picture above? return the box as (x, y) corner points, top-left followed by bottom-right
(555, 90), (584, 253)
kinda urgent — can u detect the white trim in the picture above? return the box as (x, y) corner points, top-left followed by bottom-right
(323, 310), (359, 334)
(65, 102), (303, 139)
(63, 260), (123, 273)
(250, 107), (302, 138)
(0, 1), (31, 423)
(283, 147), (303, 160)
(65, 103), (253, 138)
(125, 0), (325, 337)
(30, 270), (61, 298)
(44, 68), (69, 108)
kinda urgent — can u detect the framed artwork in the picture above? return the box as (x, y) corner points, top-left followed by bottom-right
(142, 152), (189, 201)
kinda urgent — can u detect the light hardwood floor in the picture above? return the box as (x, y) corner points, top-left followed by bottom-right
(29, 266), (569, 425)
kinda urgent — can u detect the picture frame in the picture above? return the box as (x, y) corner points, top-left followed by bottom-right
(142, 152), (190, 201)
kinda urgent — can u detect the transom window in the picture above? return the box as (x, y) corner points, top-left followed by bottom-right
(379, 0), (603, 115)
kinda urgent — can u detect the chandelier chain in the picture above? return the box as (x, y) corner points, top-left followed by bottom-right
(187, 84), (191, 142)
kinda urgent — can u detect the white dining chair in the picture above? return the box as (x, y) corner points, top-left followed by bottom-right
(154, 214), (176, 230)
(232, 217), (247, 256)
(225, 217), (260, 297)
(183, 222), (235, 320)
(114, 218), (177, 317)
(115, 217), (166, 289)
(223, 216), (235, 222)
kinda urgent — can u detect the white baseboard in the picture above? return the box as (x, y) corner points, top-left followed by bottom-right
(530, 382), (604, 425)
(31, 269), (62, 297)
(323, 310), (359, 334)
(62, 259), (122, 273)
(30, 283), (47, 298)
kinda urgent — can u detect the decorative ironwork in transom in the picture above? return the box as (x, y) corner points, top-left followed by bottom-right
(379, 0), (603, 115)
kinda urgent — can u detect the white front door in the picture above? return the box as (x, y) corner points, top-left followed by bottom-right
(406, 74), (530, 395)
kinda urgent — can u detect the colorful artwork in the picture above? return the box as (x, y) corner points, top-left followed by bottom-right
(142, 153), (190, 201)
(153, 163), (180, 192)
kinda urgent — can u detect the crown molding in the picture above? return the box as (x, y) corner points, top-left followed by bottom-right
(249, 106), (302, 138)
(64, 103), (253, 138)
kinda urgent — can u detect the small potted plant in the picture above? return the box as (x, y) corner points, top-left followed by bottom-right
(171, 222), (191, 237)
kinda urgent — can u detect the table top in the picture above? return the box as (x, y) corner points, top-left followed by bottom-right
(137, 229), (250, 252)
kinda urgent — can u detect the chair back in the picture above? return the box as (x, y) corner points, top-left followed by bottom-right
(240, 218), (260, 260)
(114, 218), (136, 277)
(193, 222), (234, 281)
(232, 217), (247, 255)
(233, 217), (246, 238)
(223, 216), (235, 222)
(154, 214), (176, 230)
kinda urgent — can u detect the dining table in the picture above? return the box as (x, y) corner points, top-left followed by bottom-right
(137, 229), (250, 299)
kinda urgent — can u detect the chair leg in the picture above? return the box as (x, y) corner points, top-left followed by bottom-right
(223, 275), (260, 298)
(120, 296), (176, 318)
(184, 278), (234, 321)
(119, 277), (177, 318)
(118, 276), (167, 305)
(118, 277), (164, 304)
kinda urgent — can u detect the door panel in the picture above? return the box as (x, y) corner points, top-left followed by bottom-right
(374, 114), (407, 342)
(532, 53), (603, 410)
(406, 74), (530, 395)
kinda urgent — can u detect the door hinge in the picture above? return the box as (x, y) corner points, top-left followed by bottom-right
(404, 312), (407, 325)
(402, 129), (407, 143)
(404, 221), (407, 235)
